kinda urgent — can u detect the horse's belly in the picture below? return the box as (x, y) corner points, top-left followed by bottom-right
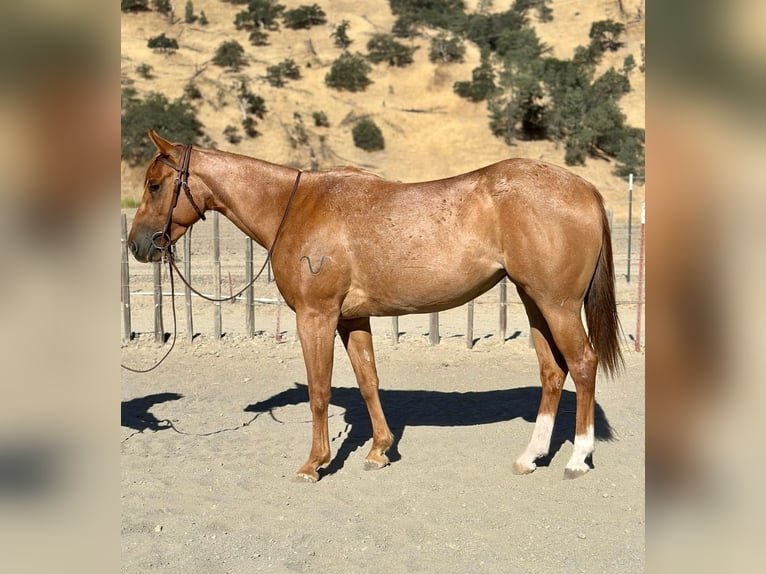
(340, 267), (505, 318)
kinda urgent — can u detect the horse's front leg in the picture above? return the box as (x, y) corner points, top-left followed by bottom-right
(295, 308), (339, 482)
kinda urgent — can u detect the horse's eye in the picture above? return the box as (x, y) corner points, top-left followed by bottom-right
(148, 182), (161, 193)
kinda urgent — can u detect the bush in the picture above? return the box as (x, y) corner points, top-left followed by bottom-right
(224, 125), (242, 144)
(366, 33), (417, 67)
(136, 63), (154, 79)
(283, 4), (326, 29)
(121, 92), (204, 166)
(213, 40), (247, 71)
(121, 0), (150, 12)
(147, 33), (179, 53)
(183, 81), (202, 100)
(312, 111), (329, 127)
(352, 118), (385, 151)
(325, 52), (372, 92)
(266, 59), (300, 87)
(249, 30), (269, 46)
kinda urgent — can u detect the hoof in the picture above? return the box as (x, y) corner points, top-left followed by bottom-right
(364, 455), (389, 471)
(512, 460), (536, 475)
(564, 466), (590, 479)
(296, 470), (319, 483)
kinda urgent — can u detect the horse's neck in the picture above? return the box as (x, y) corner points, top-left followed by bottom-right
(199, 151), (298, 250)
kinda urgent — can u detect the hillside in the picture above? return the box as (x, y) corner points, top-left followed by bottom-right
(121, 0), (645, 220)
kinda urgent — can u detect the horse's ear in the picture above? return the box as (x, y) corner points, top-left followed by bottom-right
(147, 129), (177, 158)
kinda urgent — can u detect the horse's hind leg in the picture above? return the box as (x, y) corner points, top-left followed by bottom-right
(539, 303), (599, 478)
(337, 317), (394, 470)
(513, 287), (569, 475)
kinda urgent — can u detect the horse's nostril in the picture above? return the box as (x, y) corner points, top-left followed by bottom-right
(128, 240), (138, 255)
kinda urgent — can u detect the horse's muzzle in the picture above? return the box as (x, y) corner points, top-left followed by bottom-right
(128, 231), (164, 263)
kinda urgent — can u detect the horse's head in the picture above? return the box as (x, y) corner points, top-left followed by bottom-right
(128, 130), (208, 262)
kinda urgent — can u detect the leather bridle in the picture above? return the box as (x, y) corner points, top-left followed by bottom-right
(151, 144), (206, 252)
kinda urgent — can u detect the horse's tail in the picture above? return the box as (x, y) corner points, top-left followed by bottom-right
(585, 205), (625, 378)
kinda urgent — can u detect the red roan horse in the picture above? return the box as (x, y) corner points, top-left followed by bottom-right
(129, 130), (623, 481)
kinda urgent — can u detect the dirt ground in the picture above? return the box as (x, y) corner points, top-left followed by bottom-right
(121, 211), (645, 573)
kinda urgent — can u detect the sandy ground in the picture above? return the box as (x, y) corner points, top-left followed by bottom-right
(121, 211), (645, 572)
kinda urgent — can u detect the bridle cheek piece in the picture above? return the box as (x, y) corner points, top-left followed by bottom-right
(152, 144), (206, 252)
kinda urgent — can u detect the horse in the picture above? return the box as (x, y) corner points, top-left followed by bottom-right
(128, 129), (623, 482)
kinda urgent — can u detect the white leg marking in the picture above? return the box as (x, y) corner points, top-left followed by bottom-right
(565, 424), (594, 477)
(514, 414), (555, 474)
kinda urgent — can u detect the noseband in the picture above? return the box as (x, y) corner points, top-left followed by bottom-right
(152, 144), (206, 252)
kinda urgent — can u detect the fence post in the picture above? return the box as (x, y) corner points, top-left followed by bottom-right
(391, 316), (399, 345)
(245, 237), (255, 337)
(429, 313), (440, 346)
(626, 173), (633, 282)
(153, 261), (164, 343)
(212, 212), (222, 339)
(121, 213), (132, 343)
(184, 227), (194, 342)
(466, 299), (474, 349)
(498, 278), (507, 343)
(635, 201), (645, 351)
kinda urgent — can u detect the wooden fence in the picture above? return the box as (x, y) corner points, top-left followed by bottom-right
(121, 206), (644, 349)
(121, 212), (518, 349)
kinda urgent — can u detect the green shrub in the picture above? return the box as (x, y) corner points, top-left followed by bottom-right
(213, 40), (247, 70)
(121, 0), (150, 12)
(224, 125), (242, 144)
(366, 33), (416, 67)
(283, 4), (327, 29)
(312, 111), (329, 127)
(136, 63), (154, 79)
(266, 58), (301, 87)
(147, 33), (178, 53)
(325, 52), (372, 92)
(352, 118), (385, 151)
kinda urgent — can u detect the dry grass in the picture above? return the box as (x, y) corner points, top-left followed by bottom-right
(121, 0), (644, 220)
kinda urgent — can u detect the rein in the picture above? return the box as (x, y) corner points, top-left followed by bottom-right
(121, 147), (303, 373)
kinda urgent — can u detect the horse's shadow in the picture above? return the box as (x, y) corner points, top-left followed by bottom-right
(121, 392), (183, 432)
(245, 384), (614, 478)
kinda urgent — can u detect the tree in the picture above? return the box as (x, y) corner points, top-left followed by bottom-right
(325, 52), (372, 92)
(184, 0), (196, 23)
(153, 0), (171, 15)
(331, 20), (352, 49)
(234, 0), (285, 31)
(588, 20), (625, 55)
(283, 4), (327, 29)
(121, 92), (204, 166)
(213, 40), (247, 71)
(366, 33), (417, 67)
(429, 33), (465, 63)
(352, 119), (385, 151)
(453, 52), (497, 102)
(512, 0), (553, 22)
(388, 0), (467, 33)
